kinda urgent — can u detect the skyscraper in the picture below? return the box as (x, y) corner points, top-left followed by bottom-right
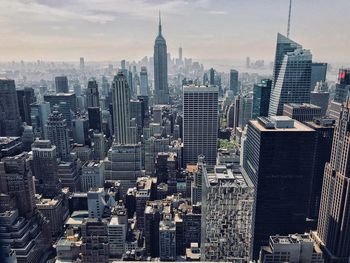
(238, 93), (253, 128)
(243, 116), (317, 258)
(32, 139), (61, 198)
(229, 69), (239, 95)
(80, 57), (85, 72)
(86, 78), (100, 108)
(179, 46), (183, 62)
(139, 66), (149, 97)
(209, 68), (215, 85)
(44, 93), (77, 127)
(55, 76), (69, 93)
(0, 152), (51, 262)
(106, 72), (141, 196)
(314, 99), (350, 262)
(252, 79), (272, 119)
(310, 62), (327, 91)
(333, 68), (350, 104)
(183, 85), (218, 166)
(46, 106), (70, 160)
(17, 87), (36, 125)
(201, 164), (255, 261)
(271, 33), (302, 86)
(112, 71), (132, 144)
(154, 13), (169, 104)
(0, 78), (22, 136)
(311, 81), (330, 116)
(269, 48), (312, 116)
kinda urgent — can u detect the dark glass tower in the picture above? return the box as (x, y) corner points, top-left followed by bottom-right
(243, 116), (317, 259)
(252, 79), (272, 119)
(229, 69), (239, 95)
(55, 76), (69, 93)
(153, 13), (169, 105)
(0, 78), (22, 136)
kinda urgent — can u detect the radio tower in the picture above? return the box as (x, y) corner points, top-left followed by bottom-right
(287, 0), (292, 38)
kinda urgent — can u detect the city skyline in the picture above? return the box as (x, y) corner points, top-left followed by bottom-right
(0, 0), (350, 66)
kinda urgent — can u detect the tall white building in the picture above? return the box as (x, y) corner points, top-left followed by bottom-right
(81, 161), (105, 192)
(201, 164), (255, 261)
(108, 207), (128, 259)
(183, 85), (219, 166)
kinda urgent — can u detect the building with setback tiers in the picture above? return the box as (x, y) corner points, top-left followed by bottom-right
(313, 99), (350, 262)
(153, 13), (169, 104)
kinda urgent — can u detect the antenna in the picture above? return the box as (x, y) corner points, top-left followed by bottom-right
(287, 0), (292, 38)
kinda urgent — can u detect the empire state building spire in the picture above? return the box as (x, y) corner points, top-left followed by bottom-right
(154, 11), (169, 105)
(158, 10), (162, 36)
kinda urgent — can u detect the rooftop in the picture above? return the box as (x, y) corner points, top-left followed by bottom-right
(284, 103), (321, 109)
(252, 117), (314, 132)
(207, 164), (253, 188)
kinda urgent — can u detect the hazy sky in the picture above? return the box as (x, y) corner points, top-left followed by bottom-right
(0, 0), (349, 66)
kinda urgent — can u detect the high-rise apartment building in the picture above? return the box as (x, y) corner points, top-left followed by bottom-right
(0, 78), (22, 136)
(154, 14), (169, 104)
(183, 85), (218, 166)
(81, 218), (109, 263)
(201, 164), (255, 261)
(313, 99), (350, 262)
(159, 215), (176, 261)
(243, 116), (317, 258)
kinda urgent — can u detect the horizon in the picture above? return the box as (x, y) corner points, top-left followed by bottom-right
(0, 0), (349, 66)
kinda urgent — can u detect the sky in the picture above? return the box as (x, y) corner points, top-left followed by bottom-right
(0, 0), (349, 66)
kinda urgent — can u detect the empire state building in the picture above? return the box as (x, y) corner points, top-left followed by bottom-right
(153, 13), (169, 105)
